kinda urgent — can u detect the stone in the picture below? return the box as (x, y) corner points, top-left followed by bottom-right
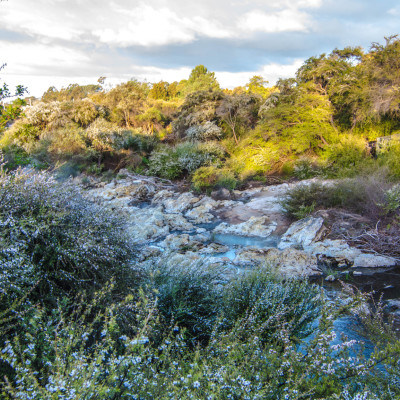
(163, 192), (200, 214)
(199, 243), (229, 254)
(278, 217), (325, 250)
(352, 254), (397, 268)
(233, 247), (321, 278)
(211, 188), (232, 200)
(213, 216), (277, 237)
(305, 239), (362, 263)
(159, 234), (202, 251)
(126, 206), (169, 243)
(325, 275), (336, 282)
(152, 189), (175, 204)
(164, 214), (196, 232)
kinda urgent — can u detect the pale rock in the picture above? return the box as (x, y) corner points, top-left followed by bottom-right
(164, 214), (196, 232)
(137, 246), (162, 261)
(278, 217), (325, 250)
(163, 192), (200, 214)
(213, 216), (277, 237)
(233, 247), (321, 278)
(126, 207), (169, 243)
(160, 234), (202, 251)
(305, 239), (362, 262)
(152, 190), (175, 204)
(199, 243), (229, 254)
(352, 254), (397, 268)
(325, 275), (336, 282)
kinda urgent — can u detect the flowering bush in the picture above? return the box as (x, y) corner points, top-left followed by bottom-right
(147, 142), (218, 179)
(0, 166), (140, 309)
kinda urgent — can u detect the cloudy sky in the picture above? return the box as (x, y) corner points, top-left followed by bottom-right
(1, 0), (399, 97)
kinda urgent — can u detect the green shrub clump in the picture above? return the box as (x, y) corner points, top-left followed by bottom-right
(147, 142), (219, 179)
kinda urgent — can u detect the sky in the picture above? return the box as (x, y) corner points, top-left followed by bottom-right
(1, 0), (399, 98)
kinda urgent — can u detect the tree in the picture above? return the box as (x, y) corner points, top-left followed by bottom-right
(178, 65), (220, 97)
(0, 64), (27, 102)
(216, 93), (261, 144)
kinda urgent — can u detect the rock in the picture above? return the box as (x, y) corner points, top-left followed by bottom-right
(352, 254), (397, 268)
(126, 207), (169, 243)
(325, 275), (336, 282)
(163, 192), (200, 214)
(159, 234), (202, 251)
(213, 216), (277, 237)
(305, 239), (362, 263)
(192, 232), (212, 242)
(305, 239), (397, 268)
(185, 207), (215, 224)
(152, 189), (175, 204)
(185, 197), (218, 223)
(136, 246), (162, 261)
(278, 217), (325, 250)
(211, 188), (232, 200)
(199, 243), (229, 254)
(164, 214), (196, 232)
(234, 247), (321, 278)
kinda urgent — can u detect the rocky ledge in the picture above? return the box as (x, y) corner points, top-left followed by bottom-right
(76, 171), (398, 279)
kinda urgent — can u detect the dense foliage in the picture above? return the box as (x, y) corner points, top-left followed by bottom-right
(0, 167), (399, 399)
(2, 36), (400, 187)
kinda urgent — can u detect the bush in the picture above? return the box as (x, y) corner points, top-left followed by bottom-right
(219, 269), (321, 343)
(0, 166), (140, 309)
(185, 121), (223, 141)
(147, 142), (217, 180)
(192, 165), (238, 192)
(148, 261), (223, 344)
(281, 173), (391, 220)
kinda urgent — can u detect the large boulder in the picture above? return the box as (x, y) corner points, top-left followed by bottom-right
(185, 197), (218, 223)
(160, 234), (203, 251)
(278, 217), (325, 250)
(213, 216), (277, 237)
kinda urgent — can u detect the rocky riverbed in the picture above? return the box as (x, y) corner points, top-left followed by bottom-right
(76, 171), (399, 282)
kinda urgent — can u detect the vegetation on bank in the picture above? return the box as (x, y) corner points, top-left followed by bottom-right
(1, 36), (400, 189)
(0, 166), (399, 399)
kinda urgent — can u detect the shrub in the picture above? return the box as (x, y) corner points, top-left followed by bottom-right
(281, 173), (391, 220)
(72, 99), (99, 127)
(147, 142), (217, 180)
(148, 260), (223, 344)
(0, 166), (140, 309)
(185, 121), (223, 141)
(218, 269), (321, 343)
(192, 165), (218, 191)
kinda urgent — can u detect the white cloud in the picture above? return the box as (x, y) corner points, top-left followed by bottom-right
(0, 41), (90, 74)
(93, 4), (232, 47)
(215, 59), (303, 89)
(239, 9), (312, 33)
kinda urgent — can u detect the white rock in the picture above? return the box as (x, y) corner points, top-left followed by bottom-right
(164, 214), (196, 232)
(233, 247), (321, 278)
(213, 216), (277, 237)
(163, 192), (200, 214)
(352, 254), (397, 268)
(305, 239), (362, 262)
(278, 217), (325, 250)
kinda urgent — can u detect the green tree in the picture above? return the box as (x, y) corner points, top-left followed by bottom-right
(178, 65), (220, 97)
